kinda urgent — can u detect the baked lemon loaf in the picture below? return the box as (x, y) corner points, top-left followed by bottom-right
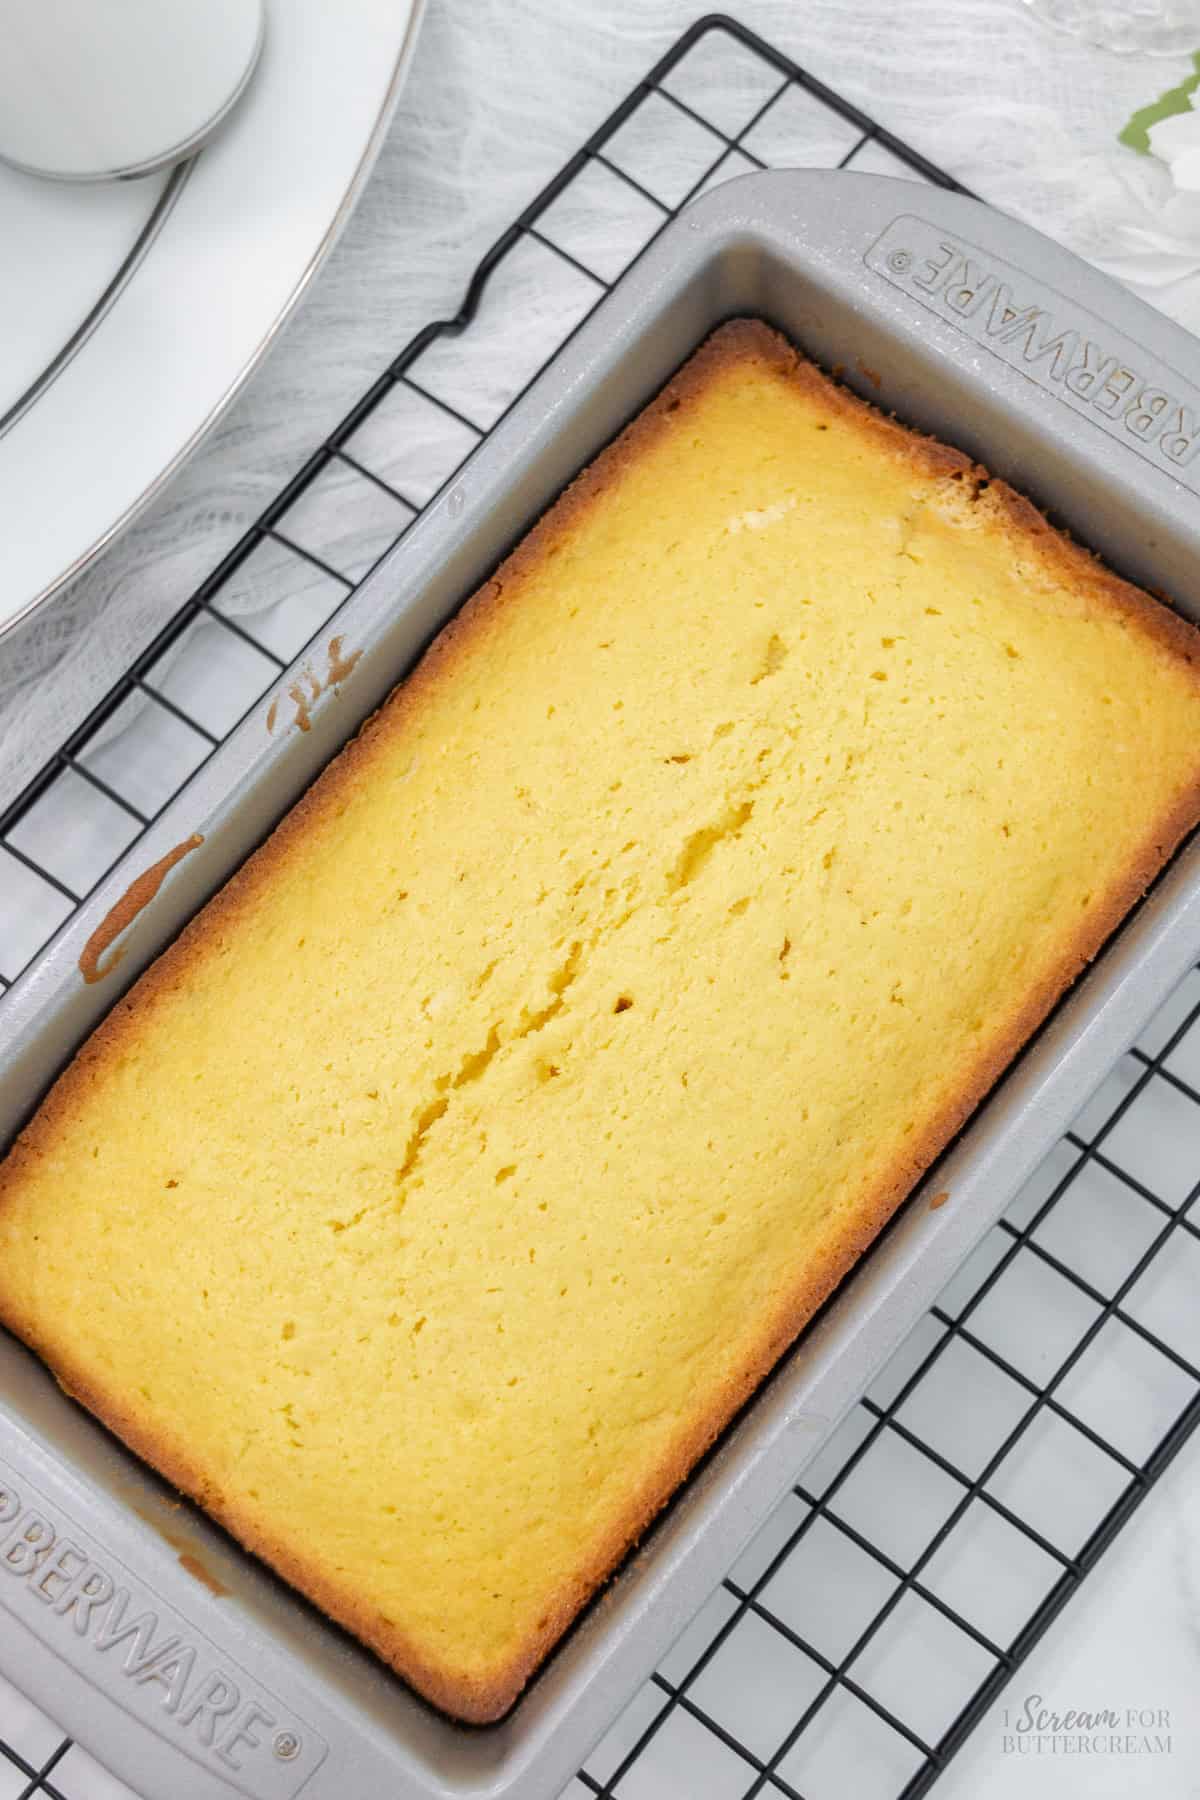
(3, 321), (1200, 1723)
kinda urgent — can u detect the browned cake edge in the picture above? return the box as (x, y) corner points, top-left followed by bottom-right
(3, 321), (1200, 1725)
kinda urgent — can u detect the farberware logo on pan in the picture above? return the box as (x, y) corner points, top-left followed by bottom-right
(866, 214), (1200, 488)
(0, 1461), (325, 1797)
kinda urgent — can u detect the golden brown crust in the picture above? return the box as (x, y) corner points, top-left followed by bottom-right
(978, 478), (1200, 671)
(4, 319), (1200, 1724)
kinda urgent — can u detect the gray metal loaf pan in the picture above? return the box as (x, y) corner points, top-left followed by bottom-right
(3, 171), (1200, 1800)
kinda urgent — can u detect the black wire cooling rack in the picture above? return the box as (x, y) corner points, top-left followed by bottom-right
(2, 15), (1199, 1800)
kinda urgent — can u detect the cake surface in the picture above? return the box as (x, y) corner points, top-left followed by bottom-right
(3, 321), (1200, 1722)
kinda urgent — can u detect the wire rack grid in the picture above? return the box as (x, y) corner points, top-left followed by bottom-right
(1, 15), (1198, 1800)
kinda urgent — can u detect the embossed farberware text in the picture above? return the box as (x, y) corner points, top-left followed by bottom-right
(867, 214), (1200, 488)
(0, 1461), (325, 1797)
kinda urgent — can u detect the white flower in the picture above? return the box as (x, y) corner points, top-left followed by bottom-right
(1146, 108), (1200, 193)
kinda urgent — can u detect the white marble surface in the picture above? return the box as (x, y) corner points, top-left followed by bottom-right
(942, 1434), (1200, 1800)
(1, 2), (1199, 1797)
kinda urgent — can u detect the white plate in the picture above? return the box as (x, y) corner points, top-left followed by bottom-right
(0, 0), (425, 638)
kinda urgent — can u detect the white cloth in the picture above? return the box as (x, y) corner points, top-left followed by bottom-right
(3, 0), (1200, 811)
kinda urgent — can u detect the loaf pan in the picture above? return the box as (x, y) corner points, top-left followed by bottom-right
(3, 171), (1200, 1800)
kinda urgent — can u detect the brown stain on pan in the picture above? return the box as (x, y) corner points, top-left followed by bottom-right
(269, 636), (363, 736)
(130, 1505), (231, 1597)
(287, 677), (316, 733)
(326, 634), (362, 686)
(78, 834), (204, 985)
(176, 1550), (231, 1598)
(928, 1189), (951, 1211)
